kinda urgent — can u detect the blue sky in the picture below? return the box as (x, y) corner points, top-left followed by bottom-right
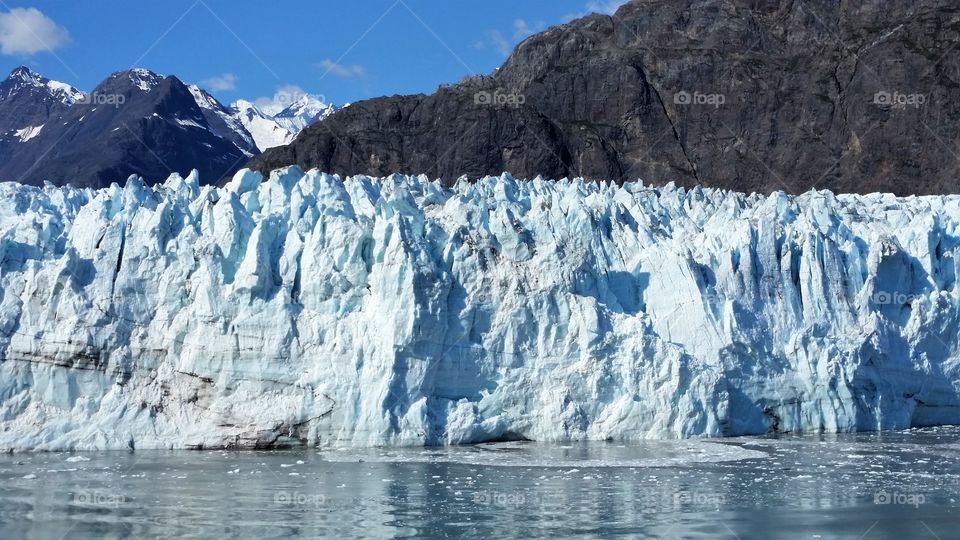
(0, 0), (627, 107)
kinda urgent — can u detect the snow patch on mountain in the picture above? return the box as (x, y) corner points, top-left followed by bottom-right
(14, 124), (43, 142)
(1, 170), (958, 451)
(127, 68), (164, 92)
(46, 81), (84, 105)
(187, 84), (220, 111)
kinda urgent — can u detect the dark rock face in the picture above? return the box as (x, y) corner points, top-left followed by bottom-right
(189, 85), (259, 157)
(0, 67), (81, 154)
(0, 68), (256, 188)
(249, 0), (960, 195)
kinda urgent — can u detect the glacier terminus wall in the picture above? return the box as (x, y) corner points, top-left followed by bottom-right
(0, 168), (958, 450)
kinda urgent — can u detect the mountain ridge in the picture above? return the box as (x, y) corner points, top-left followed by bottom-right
(248, 0), (960, 196)
(0, 67), (335, 187)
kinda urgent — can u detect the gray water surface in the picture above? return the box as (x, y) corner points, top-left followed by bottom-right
(1, 427), (959, 539)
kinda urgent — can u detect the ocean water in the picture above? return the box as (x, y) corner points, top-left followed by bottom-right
(1, 427), (958, 539)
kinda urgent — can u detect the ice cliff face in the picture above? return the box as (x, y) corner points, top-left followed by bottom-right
(1, 169), (959, 451)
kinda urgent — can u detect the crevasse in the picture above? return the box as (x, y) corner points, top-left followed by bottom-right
(0, 167), (958, 451)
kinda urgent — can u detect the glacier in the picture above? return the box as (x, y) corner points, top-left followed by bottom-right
(0, 168), (959, 451)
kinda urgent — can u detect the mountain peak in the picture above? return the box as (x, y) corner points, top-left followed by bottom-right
(276, 93), (335, 120)
(2, 66), (84, 106)
(106, 68), (166, 92)
(226, 94), (337, 151)
(8, 66), (41, 82)
(228, 99), (299, 151)
(231, 99), (261, 114)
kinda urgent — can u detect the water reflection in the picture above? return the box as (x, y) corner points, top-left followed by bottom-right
(0, 427), (958, 538)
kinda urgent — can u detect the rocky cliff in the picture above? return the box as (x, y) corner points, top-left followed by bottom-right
(249, 0), (960, 195)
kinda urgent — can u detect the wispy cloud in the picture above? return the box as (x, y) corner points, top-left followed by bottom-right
(477, 19), (546, 58)
(564, 0), (631, 21)
(488, 30), (511, 56)
(318, 59), (366, 79)
(202, 73), (238, 92)
(516, 19), (547, 40)
(0, 7), (69, 56)
(513, 19), (535, 40)
(585, 0), (630, 15)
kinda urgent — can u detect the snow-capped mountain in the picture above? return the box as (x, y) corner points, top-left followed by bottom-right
(124, 67), (165, 93)
(0, 67), (255, 188)
(3, 66), (85, 104)
(0, 67), (84, 145)
(0, 66), (334, 187)
(231, 99), (298, 151)
(273, 94), (337, 134)
(231, 94), (337, 151)
(1, 169), (958, 451)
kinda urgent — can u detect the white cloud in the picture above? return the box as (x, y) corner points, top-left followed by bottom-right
(0, 7), (69, 56)
(318, 59), (366, 79)
(202, 73), (237, 92)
